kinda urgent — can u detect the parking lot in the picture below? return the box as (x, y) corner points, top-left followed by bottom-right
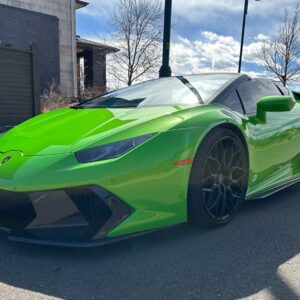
(0, 183), (300, 299)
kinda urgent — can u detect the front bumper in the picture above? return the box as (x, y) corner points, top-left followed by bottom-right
(0, 186), (133, 247)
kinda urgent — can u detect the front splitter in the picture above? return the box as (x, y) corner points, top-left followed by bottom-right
(4, 227), (165, 248)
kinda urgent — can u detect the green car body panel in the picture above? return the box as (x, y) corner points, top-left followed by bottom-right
(0, 74), (299, 245)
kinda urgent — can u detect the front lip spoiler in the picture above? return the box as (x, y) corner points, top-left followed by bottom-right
(5, 227), (171, 248)
(8, 234), (127, 248)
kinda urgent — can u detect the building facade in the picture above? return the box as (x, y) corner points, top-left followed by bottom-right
(0, 0), (117, 98)
(77, 37), (118, 95)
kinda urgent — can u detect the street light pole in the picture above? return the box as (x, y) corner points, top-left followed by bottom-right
(238, 0), (249, 73)
(159, 0), (172, 78)
(238, 0), (260, 73)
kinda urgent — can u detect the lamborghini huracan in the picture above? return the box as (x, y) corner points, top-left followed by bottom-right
(0, 73), (299, 247)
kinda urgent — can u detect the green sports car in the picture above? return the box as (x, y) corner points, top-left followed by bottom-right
(0, 73), (299, 247)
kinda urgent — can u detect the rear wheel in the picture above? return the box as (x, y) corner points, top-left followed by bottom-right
(188, 128), (248, 227)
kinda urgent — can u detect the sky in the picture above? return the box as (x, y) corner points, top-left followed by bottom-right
(76, 0), (299, 77)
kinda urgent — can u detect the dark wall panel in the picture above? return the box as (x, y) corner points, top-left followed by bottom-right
(0, 47), (34, 126)
(0, 4), (60, 92)
(93, 50), (106, 89)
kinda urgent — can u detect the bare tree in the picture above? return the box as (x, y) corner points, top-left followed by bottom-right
(260, 4), (300, 86)
(109, 0), (163, 86)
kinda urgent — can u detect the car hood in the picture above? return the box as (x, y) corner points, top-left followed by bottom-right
(0, 106), (186, 156)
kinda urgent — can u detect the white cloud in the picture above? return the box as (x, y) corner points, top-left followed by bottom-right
(170, 31), (265, 75)
(86, 30), (268, 85)
(255, 34), (270, 42)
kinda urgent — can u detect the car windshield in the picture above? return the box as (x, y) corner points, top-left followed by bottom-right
(75, 74), (237, 109)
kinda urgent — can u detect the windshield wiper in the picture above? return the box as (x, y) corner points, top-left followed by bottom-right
(71, 104), (84, 109)
(177, 76), (204, 104)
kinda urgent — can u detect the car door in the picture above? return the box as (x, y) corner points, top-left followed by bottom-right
(237, 79), (300, 196)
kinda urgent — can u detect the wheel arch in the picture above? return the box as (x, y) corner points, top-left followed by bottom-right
(211, 123), (249, 166)
(190, 122), (250, 187)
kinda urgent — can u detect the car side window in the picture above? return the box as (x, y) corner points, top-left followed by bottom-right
(237, 79), (282, 114)
(219, 90), (244, 114)
(275, 83), (290, 95)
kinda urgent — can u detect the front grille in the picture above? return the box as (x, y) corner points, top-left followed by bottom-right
(66, 188), (113, 227)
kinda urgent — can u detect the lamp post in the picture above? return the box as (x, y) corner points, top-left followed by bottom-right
(238, 0), (261, 73)
(159, 0), (172, 77)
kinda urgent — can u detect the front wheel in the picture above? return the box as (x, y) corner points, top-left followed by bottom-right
(188, 128), (248, 227)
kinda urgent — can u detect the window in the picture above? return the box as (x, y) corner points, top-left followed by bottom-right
(76, 74), (238, 109)
(275, 83), (290, 96)
(184, 74), (237, 103)
(237, 79), (282, 114)
(218, 90), (244, 114)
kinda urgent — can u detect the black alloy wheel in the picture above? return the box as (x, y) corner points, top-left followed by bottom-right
(188, 128), (248, 227)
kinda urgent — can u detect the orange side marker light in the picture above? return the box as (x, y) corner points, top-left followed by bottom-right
(174, 158), (194, 166)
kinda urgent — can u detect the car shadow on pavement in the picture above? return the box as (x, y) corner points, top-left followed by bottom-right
(0, 183), (300, 299)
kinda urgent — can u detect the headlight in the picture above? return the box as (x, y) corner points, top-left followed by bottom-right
(75, 133), (156, 163)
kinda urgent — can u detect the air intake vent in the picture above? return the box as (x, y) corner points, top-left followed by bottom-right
(66, 188), (113, 227)
(0, 190), (36, 229)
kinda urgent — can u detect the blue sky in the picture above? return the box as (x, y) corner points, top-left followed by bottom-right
(77, 0), (299, 76)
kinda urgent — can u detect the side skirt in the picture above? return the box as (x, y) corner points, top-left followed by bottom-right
(246, 175), (300, 200)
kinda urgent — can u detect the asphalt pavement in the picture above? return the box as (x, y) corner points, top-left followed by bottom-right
(0, 183), (300, 300)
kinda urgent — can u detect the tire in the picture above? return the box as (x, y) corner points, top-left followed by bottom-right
(188, 127), (248, 228)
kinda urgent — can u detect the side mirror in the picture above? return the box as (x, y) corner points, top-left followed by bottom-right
(256, 96), (296, 123)
(292, 90), (300, 102)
